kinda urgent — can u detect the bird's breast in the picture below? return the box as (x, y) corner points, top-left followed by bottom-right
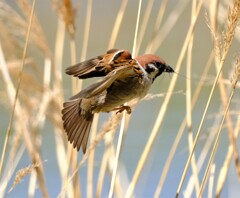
(94, 76), (152, 112)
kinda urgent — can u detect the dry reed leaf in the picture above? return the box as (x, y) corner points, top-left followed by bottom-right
(8, 162), (42, 193)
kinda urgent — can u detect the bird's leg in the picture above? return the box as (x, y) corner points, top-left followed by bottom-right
(114, 105), (132, 114)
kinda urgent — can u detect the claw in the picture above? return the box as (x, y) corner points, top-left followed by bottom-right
(114, 105), (132, 114)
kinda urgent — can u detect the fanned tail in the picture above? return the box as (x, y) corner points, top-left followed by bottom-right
(62, 99), (93, 153)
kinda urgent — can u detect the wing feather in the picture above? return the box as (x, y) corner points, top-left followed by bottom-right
(65, 49), (133, 79)
(70, 65), (137, 100)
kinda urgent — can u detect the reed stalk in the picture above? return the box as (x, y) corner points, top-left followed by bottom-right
(1, 1), (240, 197)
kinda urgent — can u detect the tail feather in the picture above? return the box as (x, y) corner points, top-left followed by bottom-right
(62, 101), (79, 127)
(75, 121), (89, 151)
(62, 99), (93, 153)
(68, 116), (83, 143)
(63, 113), (75, 131)
(81, 122), (92, 153)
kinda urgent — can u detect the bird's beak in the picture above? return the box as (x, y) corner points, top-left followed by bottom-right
(165, 64), (175, 73)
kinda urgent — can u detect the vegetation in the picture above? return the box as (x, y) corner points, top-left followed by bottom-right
(0, 0), (239, 197)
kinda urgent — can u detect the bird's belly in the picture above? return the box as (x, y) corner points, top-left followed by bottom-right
(95, 77), (151, 112)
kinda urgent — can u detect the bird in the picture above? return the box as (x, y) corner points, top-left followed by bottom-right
(62, 49), (174, 153)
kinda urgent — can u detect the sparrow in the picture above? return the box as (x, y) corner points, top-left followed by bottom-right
(62, 49), (174, 153)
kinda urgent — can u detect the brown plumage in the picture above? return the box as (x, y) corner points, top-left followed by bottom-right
(62, 49), (174, 153)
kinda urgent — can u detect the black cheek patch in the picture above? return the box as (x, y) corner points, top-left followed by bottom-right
(145, 64), (156, 74)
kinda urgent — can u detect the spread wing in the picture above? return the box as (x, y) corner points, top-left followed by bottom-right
(65, 49), (134, 79)
(70, 65), (139, 100)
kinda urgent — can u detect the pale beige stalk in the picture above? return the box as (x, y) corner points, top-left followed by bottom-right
(176, 0), (240, 195)
(197, 83), (236, 197)
(108, 0), (143, 197)
(108, 0), (129, 49)
(216, 114), (240, 197)
(126, 1), (204, 197)
(186, 1), (200, 197)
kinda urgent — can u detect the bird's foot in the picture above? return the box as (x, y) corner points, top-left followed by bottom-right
(114, 105), (132, 114)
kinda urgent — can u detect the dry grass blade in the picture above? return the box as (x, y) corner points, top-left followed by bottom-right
(52, 17), (74, 198)
(52, 9), (74, 198)
(94, 1), (130, 196)
(186, 1), (200, 197)
(155, 12), (214, 198)
(209, 0), (240, 184)
(216, 114), (240, 197)
(197, 82), (236, 197)
(0, 0), (36, 180)
(208, 164), (215, 198)
(145, 0), (190, 54)
(145, 0), (169, 54)
(197, 1), (240, 196)
(58, 99), (138, 197)
(109, 1), (143, 196)
(1, 1), (240, 197)
(176, 0), (240, 196)
(126, 1), (204, 197)
(96, 2), (129, 196)
(53, 1), (81, 197)
(134, 0), (154, 55)
(108, 0), (129, 49)
(132, 0), (142, 57)
(80, 0), (92, 61)
(96, 149), (109, 198)
(214, 56), (240, 197)
(57, 112), (124, 198)
(108, 114), (127, 198)
(87, 114), (99, 198)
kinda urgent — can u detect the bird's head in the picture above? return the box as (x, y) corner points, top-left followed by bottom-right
(135, 54), (174, 81)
